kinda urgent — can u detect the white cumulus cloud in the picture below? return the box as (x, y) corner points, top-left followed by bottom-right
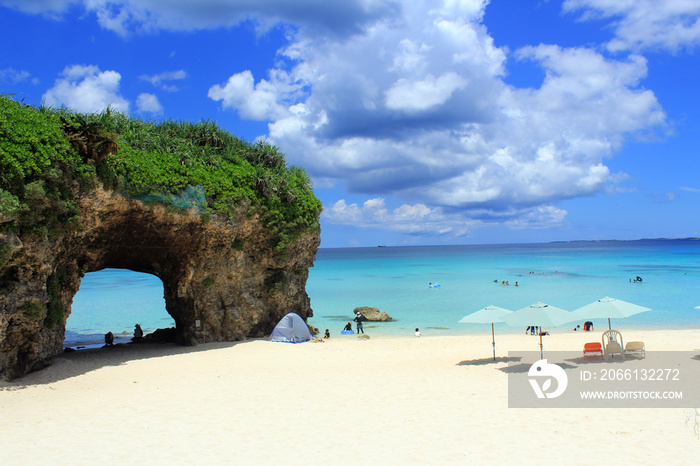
(136, 93), (163, 114)
(0, 0), (400, 37)
(9, 0), (684, 238)
(323, 198), (473, 236)
(0, 67), (32, 84)
(139, 70), (187, 92)
(505, 205), (568, 230)
(257, 0), (666, 231)
(42, 64), (129, 113)
(385, 72), (468, 112)
(208, 69), (302, 121)
(563, 0), (700, 53)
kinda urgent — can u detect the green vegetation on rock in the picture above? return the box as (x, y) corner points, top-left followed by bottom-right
(0, 96), (86, 237)
(19, 299), (44, 322)
(201, 277), (215, 288)
(45, 267), (66, 329)
(0, 95), (322, 252)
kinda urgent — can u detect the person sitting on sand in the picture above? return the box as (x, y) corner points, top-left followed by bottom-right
(133, 324), (144, 341)
(415, 328), (421, 337)
(324, 329), (330, 339)
(343, 322), (353, 332)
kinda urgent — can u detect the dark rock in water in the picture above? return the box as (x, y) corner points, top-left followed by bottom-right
(353, 306), (394, 322)
(144, 327), (177, 343)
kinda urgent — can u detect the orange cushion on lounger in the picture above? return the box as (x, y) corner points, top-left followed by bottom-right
(583, 342), (603, 356)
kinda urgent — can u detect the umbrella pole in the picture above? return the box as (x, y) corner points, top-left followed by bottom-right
(539, 332), (543, 359)
(491, 323), (496, 361)
(608, 318), (611, 330)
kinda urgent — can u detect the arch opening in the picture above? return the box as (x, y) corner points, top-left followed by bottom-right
(65, 268), (175, 349)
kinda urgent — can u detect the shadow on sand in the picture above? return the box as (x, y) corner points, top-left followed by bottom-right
(0, 339), (261, 388)
(563, 355), (631, 365)
(497, 361), (578, 374)
(457, 356), (521, 366)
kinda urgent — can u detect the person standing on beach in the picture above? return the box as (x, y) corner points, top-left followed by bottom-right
(354, 312), (364, 334)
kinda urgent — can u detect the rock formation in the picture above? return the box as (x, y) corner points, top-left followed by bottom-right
(353, 306), (394, 322)
(0, 186), (320, 380)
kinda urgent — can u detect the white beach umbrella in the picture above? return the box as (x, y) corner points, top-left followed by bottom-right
(458, 305), (513, 360)
(501, 302), (572, 359)
(570, 296), (651, 330)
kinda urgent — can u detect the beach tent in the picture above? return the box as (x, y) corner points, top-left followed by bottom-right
(270, 312), (312, 343)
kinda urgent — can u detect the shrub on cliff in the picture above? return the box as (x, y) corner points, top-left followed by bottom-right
(0, 96), (86, 237)
(0, 95), (322, 251)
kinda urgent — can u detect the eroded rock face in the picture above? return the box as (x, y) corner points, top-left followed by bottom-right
(0, 187), (320, 380)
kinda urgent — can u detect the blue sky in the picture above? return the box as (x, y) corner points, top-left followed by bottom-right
(1, 0), (699, 248)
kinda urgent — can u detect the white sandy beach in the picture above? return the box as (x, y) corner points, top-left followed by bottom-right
(1, 328), (699, 465)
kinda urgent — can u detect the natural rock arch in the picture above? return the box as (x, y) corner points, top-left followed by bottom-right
(0, 186), (320, 380)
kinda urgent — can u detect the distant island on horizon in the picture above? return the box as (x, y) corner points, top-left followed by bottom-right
(549, 237), (700, 244)
(320, 237), (700, 250)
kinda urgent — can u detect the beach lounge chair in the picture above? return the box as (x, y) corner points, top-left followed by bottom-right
(602, 329), (624, 360)
(624, 341), (645, 358)
(583, 342), (603, 357)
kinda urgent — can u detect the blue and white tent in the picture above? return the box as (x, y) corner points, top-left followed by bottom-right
(269, 312), (312, 343)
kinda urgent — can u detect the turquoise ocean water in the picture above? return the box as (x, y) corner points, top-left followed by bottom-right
(65, 240), (700, 347)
